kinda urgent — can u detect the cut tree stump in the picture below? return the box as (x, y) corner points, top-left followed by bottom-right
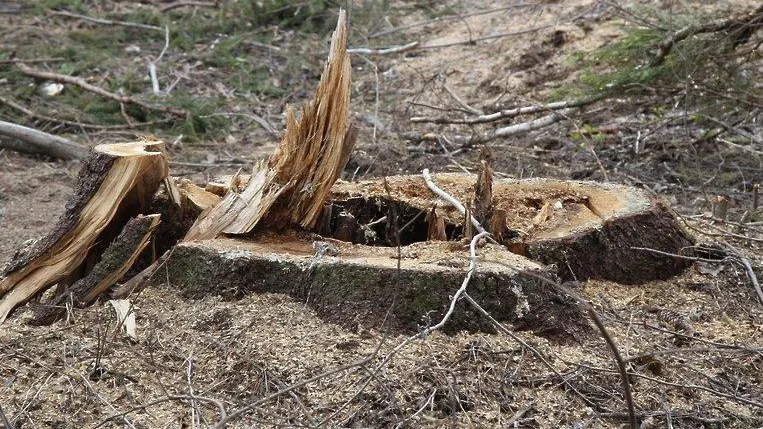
(0, 8), (695, 341)
(167, 233), (587, 339)
(327, 174), (695, 283)
(165, 173), (693, 339)
(0, 141), (167, 324)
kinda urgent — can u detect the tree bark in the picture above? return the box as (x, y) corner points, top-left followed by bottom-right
(0, 141), (168, 324)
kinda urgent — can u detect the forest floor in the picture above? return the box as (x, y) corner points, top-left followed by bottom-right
(0, 1), (762, 428)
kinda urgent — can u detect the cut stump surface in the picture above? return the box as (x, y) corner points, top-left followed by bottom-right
(169, 174), (693, 339)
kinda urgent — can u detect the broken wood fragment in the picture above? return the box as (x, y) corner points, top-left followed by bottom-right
(426, 207), (447, 241)
(473, 147), (493, 226)
(184, 10), (355, 240)
(0, 141), (168, 324)
(31, 214), (161, 325)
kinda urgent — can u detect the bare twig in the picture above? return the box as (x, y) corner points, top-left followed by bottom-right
(0, 120), (88, 160)
(0, 57), (64, 64)
(422, 169), (485, 233)
(148, 26), (170, 95)
(725, 245), (763, 304)
(49, 10), (164, 32)
(0, 404), (13, 429)
(347, 41), (419, 55)
(15, 63), (186, 118)
(411, 96), (601, 124)
(0, 96), (171, 130)
(95, 395), (227, 428)
(505, 402), (534, 426)
(443, 84), (482, 116)
(160, 1), (218, 12)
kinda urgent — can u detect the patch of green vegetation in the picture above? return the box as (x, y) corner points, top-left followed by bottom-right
(31, 0), (86, 14)
(554, 8), (760, 108)
(166, 92), (229, 141)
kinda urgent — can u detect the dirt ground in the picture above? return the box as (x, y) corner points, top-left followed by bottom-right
(1, 1), (762, 428)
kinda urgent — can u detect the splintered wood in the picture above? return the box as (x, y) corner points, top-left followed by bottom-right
(0, 141), (168, 324)
(184, 10), (356, 240)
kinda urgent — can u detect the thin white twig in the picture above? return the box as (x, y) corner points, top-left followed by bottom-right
(388, 231), (490, 358)
(148, 26), (170, 95)
(50, 10), (163, 32)
(347, 41), (418, 55)
(422, 169), (485, 233)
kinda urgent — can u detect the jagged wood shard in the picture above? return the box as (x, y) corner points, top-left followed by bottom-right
(184, 10), (355, 240)
(31, 214), (161, 325)
(0, 141), (168, 324)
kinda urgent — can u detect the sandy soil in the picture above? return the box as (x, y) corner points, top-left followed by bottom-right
(1, 1), (762, 428)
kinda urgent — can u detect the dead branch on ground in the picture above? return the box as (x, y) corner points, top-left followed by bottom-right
(15, 63), (186, 118)
(0, 119), (88, 160)
(0, 96), (172, 130)
(650, 4), (763, 66)
(411, 95), (602, 125)
(159, 1), (219, 12)
(49, 10), (164, 32)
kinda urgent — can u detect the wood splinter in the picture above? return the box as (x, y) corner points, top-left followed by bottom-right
(0, 141), (168, 324)
(31, 214), (161, 325)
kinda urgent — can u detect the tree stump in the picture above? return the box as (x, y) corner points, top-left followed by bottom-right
(166, 173), (693, 339)
(0, 141), (167, 324)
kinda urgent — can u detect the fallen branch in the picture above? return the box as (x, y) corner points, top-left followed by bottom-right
(159, 1), (218, 12)
(0, 119), (88, 160)
(404, 107), (578, 147)
(411, 96), (600, 125)
(49, 10), (164, 32)
(347, 41), (419, 55)
(15, 63), (186, 118)
(443, 84), (483, 116)
(0, 96), (171, 130)
(725, 245), (763, 305)
(492, 107), (577, 138)
(650, 4), (763, 66)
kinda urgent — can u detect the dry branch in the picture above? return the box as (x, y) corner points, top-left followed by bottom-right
(650, 4), (763, 66)
(15, 63), (186, 118)
(49, 10), (164, 31)
(0, 96), (171, 130)
(410, 96), (601, 125)
(159, 1), (218, 12)
(0, 119), (88, 160)
(347, 41), (419, 55)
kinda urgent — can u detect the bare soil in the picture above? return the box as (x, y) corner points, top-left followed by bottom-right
(1, 1), (762, 428)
